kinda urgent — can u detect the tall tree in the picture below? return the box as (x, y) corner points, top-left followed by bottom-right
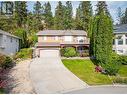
(124, 8), (127, 24)
(54, 1), (64, 29)
(63, 1), (73, 29)
(43, 2), (53, 29)
(75, 1), (92, 37)
(91, 1), (113, 64)
(121, 8), (127, 24)
(75, 4), (83, 30)
(14, 1), (27, 28)
(117, 7), (122, 24)
(33, 1), (43, 30)
(81, 1), (92, 37)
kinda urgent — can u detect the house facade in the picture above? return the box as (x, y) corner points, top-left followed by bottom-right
(113, 24), (127, 55)
(0, 30), (20, 56)
(35, 30), (89, 57)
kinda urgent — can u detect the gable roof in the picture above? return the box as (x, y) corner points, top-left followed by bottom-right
(0, 30), (20, 39)
(37, 30), (87, 36)
(114, 24), (127, 34)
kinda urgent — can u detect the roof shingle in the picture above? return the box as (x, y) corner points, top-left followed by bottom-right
(37, 30), (87, 36)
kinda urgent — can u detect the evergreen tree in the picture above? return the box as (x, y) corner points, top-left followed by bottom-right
(81, 1), (92, 37)
(14, 1), (27, 28)
(124, 8), (127, 24)
(54, 1), (64, 29)
(91, 1), (113, 64)
(117, 7), (122, 24)
(33, 1), (43, 30)
(121, 8), (127, 24)
(43, 2), (53, 29)
(75, 4), (83, 30)
(63, 1), (73, 29)
(75, 1), (92, 37)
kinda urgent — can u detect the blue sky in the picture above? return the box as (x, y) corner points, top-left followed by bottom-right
(27, 1), (127, 24)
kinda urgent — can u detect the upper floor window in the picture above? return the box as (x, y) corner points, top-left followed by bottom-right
(55, 36), (58, 41)
(64, 36), (73, 42)
(44, 36), (47, 40)
(79, 39), (84, 43)
(118, 39), (123, 45)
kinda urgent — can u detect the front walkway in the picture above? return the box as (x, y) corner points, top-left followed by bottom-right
(30, 55), (88, 94)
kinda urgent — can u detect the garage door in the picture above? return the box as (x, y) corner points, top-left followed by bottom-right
(39, 50), (59, 57)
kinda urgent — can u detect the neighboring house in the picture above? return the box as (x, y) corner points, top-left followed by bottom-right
(35, 30), (90, 57)
(0, 30), (20, 55)
(113, 24), (127, 55)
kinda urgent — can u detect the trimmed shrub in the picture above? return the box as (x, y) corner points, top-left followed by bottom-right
(118, 56), (127, 65)
(63, 47), (77, 57)
(111, 52), (120, 63)
(102, 62), (121, 76)
(0, 53), (13, 68)
(14, 48), (32, 60)
(2, 57), (13, 68)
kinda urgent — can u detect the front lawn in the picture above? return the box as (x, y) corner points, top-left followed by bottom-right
(62, 59), (127, 85)
(62, 59), (113, 85)
(118, 65), (127, 77)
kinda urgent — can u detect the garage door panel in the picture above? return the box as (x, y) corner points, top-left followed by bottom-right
(40, 50), (59, 57)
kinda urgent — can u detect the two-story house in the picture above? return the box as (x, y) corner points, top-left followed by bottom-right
(35, 30), (89, 57)
(0, 30), (20, 55)
(113, 24), (127, 55)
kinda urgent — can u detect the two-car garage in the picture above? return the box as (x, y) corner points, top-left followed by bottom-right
(39, 49), (60, 58)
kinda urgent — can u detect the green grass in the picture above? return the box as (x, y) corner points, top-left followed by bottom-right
(118, 65), (127, 77)
(62, 59), (113, 85)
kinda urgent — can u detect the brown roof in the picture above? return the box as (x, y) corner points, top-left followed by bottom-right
(37, 30), (87, 36)
(36, 42), (60, 47)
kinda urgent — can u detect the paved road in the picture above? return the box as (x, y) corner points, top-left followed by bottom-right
(30, 50), (88, 94)
(65, 85), (127, 94)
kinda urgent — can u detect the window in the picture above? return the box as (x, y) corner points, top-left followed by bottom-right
(44, 36), (47, 40)
(113, 39), (115, 45)
(126, 39), (127, 45)
(117, 50), (123, 54)
(64, 36), (72, 42)
(55, 36), (58, 41)
(118, 39), (123, 45)
(79, 39), (84, 43)
(10, 37), (13, 42)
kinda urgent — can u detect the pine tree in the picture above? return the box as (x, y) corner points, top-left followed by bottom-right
(117, 7), (122, 24)
(14, 1), (27, 28)
(63, 1), (73, 30)
(54, 1), (64, 30)
(124, 8), (127, 24)
(122, 8), (127, 24)
(43, 2), (53, 29)
(81, 1), (92, 37)
(75, 4), (84, 30)
(91, 1), (113, 64)
(75, 1), (92, 37)
(33, 1), (43, 30)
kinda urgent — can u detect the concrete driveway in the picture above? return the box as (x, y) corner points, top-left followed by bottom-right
(30, 50), (88, 94)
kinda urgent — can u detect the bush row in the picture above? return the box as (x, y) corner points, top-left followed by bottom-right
(60, 47), (89, 57)
(14, 48), (32, 60)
